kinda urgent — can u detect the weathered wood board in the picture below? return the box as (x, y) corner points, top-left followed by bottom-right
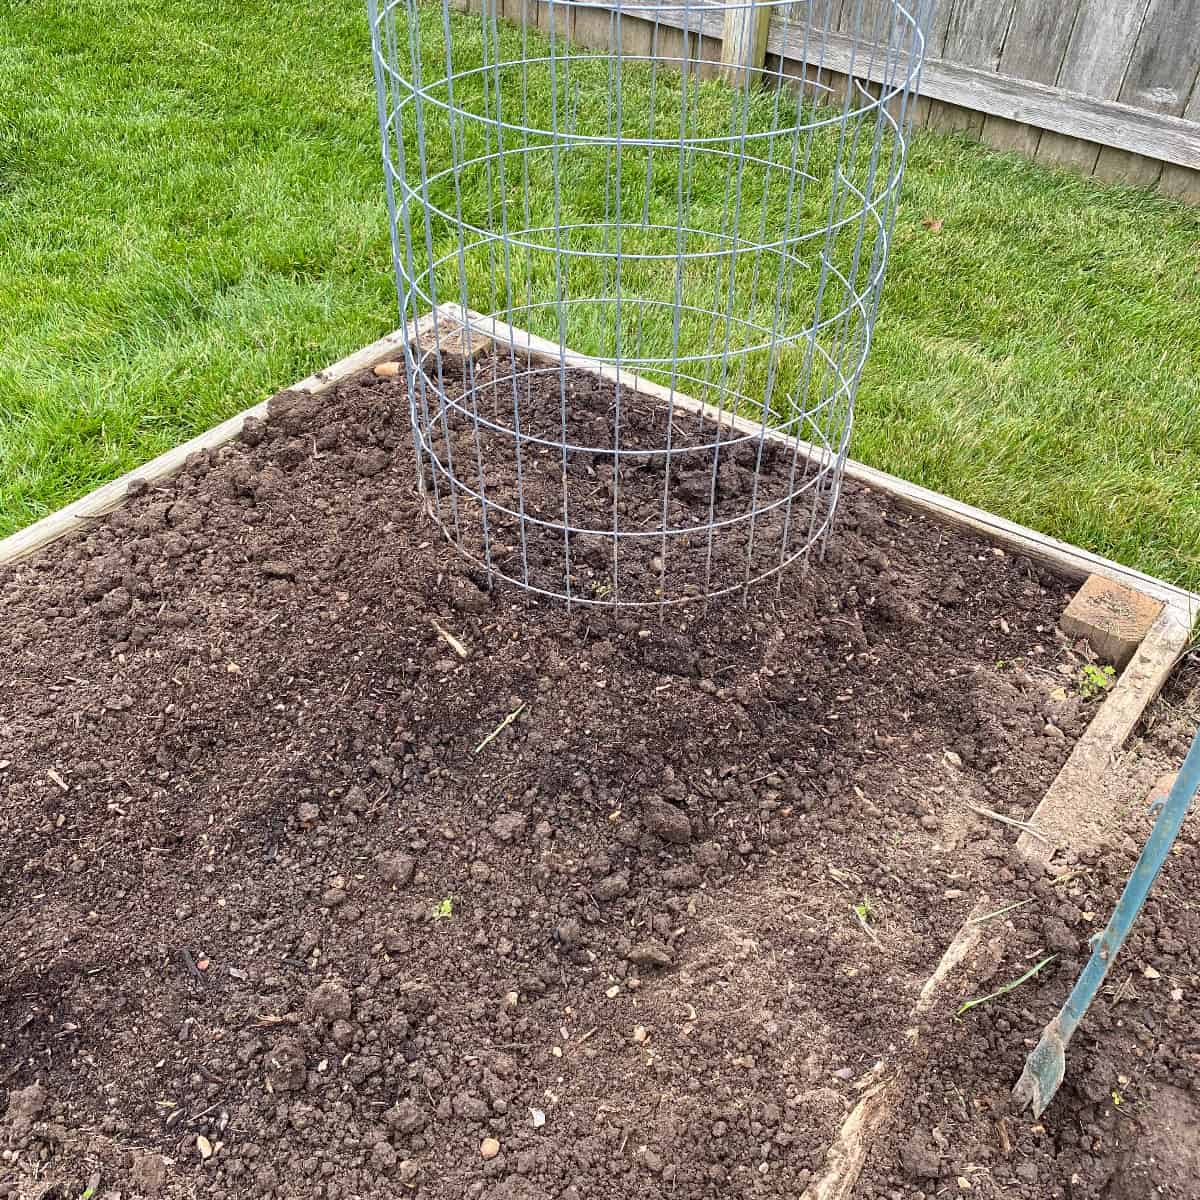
(719, 0), (772, 88)
(1159, 86), (1200, 202)
(483, 0), (1200, 192)
(765, 25), (1200, 171)
(1034, 0), (1149, 175)
(928, 0), (1013, 137)
(980, 0), (1080, 156)
(1094, 0), (1200, 187)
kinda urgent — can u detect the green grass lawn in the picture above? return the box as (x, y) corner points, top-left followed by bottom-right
(3, 0), (1199, 589)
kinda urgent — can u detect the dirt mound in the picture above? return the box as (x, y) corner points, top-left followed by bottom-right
(0, 358), (1109, 1198)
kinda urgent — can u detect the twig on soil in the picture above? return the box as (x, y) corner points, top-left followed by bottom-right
(474, 703), (527, 754)
(255, 1012), (301, 1026)
(956, 955), (1057, 1017)
(179, 949), (206, 984)
(996, 1118), (1012, 1155)
(430, 618), (469, 659)
(852, 904), (881, 947)
(743, 769), (781, 787)
(964, 801), (1052, 845)
(968, 898), (1033, 926)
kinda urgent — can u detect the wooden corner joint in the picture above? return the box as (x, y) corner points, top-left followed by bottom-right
(411, 315), (494, 363)
(1059, 573), (1165, 670)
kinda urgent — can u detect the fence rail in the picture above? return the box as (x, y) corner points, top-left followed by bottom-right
(478, 0), (1200, 201)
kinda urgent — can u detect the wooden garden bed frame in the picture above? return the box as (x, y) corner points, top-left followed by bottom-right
(2, 306), (1195, 1195)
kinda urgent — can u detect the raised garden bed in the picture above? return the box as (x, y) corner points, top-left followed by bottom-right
(1, 313), (1196, 1200)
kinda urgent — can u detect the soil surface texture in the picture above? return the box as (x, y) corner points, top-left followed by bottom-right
(420, 348), (847, 603)
(0, 354), (1128, 1200)
(857, 656), (1200, 1200)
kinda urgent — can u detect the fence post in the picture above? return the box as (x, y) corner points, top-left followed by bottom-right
(719, 0), (771, 88)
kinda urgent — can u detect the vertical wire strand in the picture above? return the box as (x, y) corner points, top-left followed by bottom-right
(659, 0), (698, 614)
(610, 7), (626, 603)
(368, 0), (424, 483)
(441, 0), (497, 579)
(548, 1), (575, 606)
(485, 0), (534, 591)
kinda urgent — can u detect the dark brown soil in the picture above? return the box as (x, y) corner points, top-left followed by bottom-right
(0, 354), (1116, 1200)
(420, 348), (845, 603)
(857, 655), (1200, 1200)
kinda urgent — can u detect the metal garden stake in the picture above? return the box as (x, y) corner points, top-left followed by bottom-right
(1012, 722), (1200, 1117)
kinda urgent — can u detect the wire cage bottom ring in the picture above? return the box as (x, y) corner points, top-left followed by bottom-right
(408, 332), (850, 607)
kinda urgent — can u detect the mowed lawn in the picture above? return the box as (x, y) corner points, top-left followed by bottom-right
(2, 0), (1199, 589)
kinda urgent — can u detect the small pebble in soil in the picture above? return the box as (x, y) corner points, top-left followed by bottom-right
(240, 416), (266, 445)
(492, 811), (528, 843)
(480, 1137), (501, 1160)
(354, 448), (390, 477)
(1042, 916), (1077, 954)
(376, 851), (416, 886)
(593, 872), (629, 902)
(899, 1135), (941, 1180)
(5, 1082), (46, 1128)
(642, 1149), (665, 1173)
(387, 1099), (426, 1134)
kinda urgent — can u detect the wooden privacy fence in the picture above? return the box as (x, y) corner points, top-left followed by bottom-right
(478, 0), (1200, 201)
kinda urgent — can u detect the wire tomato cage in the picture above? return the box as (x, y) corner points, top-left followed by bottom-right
(368, 0), (927, 606)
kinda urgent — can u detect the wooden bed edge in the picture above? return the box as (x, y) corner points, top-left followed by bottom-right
(1015, 601), (1194, 862)
(0, 312), (442, 569)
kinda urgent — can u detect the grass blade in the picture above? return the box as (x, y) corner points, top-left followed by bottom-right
(967, 898), (1033, 926)
(956, 955), (1057, 1018)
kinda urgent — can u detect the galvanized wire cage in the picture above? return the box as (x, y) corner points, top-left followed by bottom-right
(368, 0), (927, 605)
